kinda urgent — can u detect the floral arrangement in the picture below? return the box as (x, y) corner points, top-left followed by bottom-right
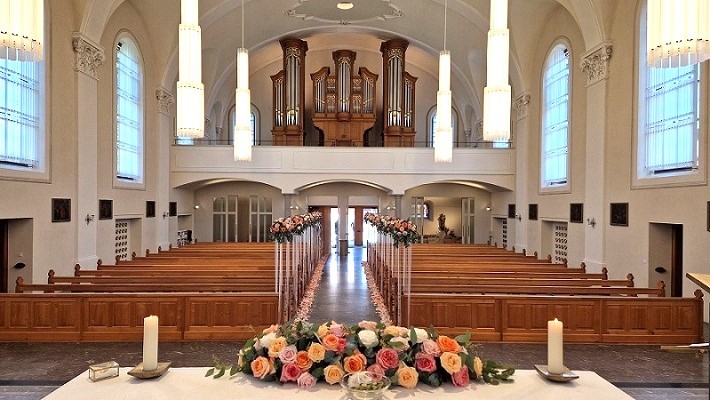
(270, 212), (322, 243)
(364, 212), (420, 247)
(206, 320), (514, 390)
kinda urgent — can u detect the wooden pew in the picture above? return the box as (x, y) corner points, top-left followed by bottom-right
(16, 277), (275, 293)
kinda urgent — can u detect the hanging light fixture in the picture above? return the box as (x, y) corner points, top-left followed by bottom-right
(647, 0), (709, 68)
(435, 0), (453, 163)
(0, 0), (43, 61)
(176, 0), (205, 138)
(234, 0), (252, 161)
(483, 0), (511, 143)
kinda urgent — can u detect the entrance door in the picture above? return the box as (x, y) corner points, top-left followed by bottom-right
(213, 196), (238, 242)
(461, 198), (475, 244)
(249, 196), (273, 242)
(410, 197), (424, 243)
(1, 220), (6, 293)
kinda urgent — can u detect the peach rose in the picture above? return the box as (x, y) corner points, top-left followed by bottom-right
(323, 364), (345, 385)
(268, 336), (288, 358)
(262, 324), (279, 334)
(307, 343), (326, 362)
(296, 351), (313, 371)
(358, 321), (378, 331)
(322, 334), (340, 351)
(383, 325), (406, 337)
(395, 363), (419, 389)
(440, 352), (462, 374)
(343, 352), (367, 374)
(317, 323), (329, 338)
(436, 335), (462, 353)
(452, 365), (470, 387)
(251, 356), (273, 379)
(473, 356), (483, 378)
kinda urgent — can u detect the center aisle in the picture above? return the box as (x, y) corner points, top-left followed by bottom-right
(307, 246), (379, 325)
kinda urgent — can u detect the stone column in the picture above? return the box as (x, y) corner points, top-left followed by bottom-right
(580, 41), (612, 272)
(393, 195), (403, 219)
(72, 33), (105, 267)
(514, 93), (531, 254)
(338, 196), (348, 257)
(283, 193), (293, 218)
(156, 88), (174, 250)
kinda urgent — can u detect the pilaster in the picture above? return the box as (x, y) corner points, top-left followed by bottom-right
(513, 92), (531, 253)
(156, 88), (174, 249)
(73, 33), (104, 266)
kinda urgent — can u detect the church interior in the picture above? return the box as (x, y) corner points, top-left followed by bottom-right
(0, 0), (709, 398)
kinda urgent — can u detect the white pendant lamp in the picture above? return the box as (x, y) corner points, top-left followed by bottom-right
(176, 0), (205, 138)
(435, 0), (453, 163)
(0, 0), (44, 61)
(234, 0), (252, 161)
(483, 0), (511, 143)
(647, 0), (709, 68)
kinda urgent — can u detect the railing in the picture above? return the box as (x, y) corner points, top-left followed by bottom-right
(173, 138), (513, 149)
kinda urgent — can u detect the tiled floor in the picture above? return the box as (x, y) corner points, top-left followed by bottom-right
(0, 247), (707, 399)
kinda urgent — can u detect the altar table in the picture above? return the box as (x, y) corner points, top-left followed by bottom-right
(44, 367), (633, 399)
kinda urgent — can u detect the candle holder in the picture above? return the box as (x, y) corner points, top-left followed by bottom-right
(128, 361), (172, 379)
(88, 361), (120, 382)
(534, 364), (579, 382)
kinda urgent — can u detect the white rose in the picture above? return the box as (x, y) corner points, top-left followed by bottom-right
(260, 332), (276, 349)
(413, 328), (428, 344)
(358, 329), (379, 348)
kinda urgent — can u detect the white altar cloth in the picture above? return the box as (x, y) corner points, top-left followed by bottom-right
(44, 367), (633, 400)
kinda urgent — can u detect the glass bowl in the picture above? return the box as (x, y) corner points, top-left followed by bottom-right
(340, 371), (391, 400)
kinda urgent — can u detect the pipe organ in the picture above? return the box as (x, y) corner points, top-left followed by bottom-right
(381, 39), (417, 147)
(310, 50), (378, 146)
(271, 38), (308, 146)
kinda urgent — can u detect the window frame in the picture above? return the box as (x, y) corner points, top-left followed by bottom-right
(632, 2), (708, 189)
(427, 105), (459, 148)
(0, 0), (49, 183)
(113, 31), (145, 189)
(228, 103), (259, 146)
(540, 39), (572, 194)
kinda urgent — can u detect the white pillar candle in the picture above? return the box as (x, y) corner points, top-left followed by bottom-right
(547, 318), (564, 374)
(143, 315), (159, 371)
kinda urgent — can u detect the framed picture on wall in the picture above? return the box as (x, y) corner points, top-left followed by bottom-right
(51, 198), (71, 222)
(98, 199), (113, 220)
(610, 203), (628, 227)
(570, 203), (583, 223)
(528, 204), (538, 221)
(508, 204), (516, 219)
(169, 202), (177, 217)
(146, 201), (156, 218)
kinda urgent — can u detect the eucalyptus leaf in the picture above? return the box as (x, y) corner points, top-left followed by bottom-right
(214, 368), (225, 379)
(409, 327), (418, 344)
(205, 368), (215, 377)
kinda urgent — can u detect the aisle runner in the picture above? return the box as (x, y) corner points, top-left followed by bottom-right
(361, 262), (393, 325)
(293, 255), (329, 323)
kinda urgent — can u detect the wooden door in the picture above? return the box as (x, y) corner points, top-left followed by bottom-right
(670, 225), (683, 297)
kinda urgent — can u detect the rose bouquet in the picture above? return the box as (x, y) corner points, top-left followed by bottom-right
(270, 212), (322, 243)
(364, 212), (420, 247)
(206, 320), (514, 389)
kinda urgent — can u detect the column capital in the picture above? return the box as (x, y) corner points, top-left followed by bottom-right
(72, 33), (105, 81)
(514, 93), (531, 120)
(580, 41), (612, 87)
(155, 88), (174, 116)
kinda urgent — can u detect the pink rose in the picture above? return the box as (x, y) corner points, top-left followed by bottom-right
(376, 348), (400, 370)
(452, 365), (470, 387)
(330, 323), (345, 337)
(279, 345), (298, 364)
(420, 339), (442, 357)
(337, 337), (347, 354)
(390, 337), (410, 352)
(358, 321), (378, 331)
(280, 363), (301, 383)
(367, 363), (386, 379)
(297, 372), (317, 388)
(414, 353), (437, 373)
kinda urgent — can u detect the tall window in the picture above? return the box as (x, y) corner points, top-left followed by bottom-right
(541, 44), (570, 187)
(0, 54), (41, 169)
(115, 36), (143, 182)
(228, 104), (257, 145)
(429, 107), (457, 147)
(639, 61), (700, 175)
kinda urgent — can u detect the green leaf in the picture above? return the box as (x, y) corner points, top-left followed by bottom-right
(312, 367), (324, 380)
(214, 367), (225, 379)
(455, 330), (471, 345)
(389, 340), (404, 348)
(205, 368), (215, 377)
(230, 365), (239, 376)
(409, 327), (418, 344)
(244, 338), (255, 349)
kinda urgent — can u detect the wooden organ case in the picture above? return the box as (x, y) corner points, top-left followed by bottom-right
(310, 50), (378, 147)
(271, 38), (308, 146)
(381, 39), (417, 147)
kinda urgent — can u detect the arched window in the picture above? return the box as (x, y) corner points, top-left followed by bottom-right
(115, 35), (143, 183)
(428, 107), (458, 147)
(228, 103), (258, 145)
(0, 30), (44, 175)
(541, 43), (570, 188)
(636, 2), (702, 184)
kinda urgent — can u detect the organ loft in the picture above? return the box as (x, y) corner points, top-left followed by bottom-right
(271, 38), (417, 147)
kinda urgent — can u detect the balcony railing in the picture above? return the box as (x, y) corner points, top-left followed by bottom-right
(173, 138), (513, 149)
